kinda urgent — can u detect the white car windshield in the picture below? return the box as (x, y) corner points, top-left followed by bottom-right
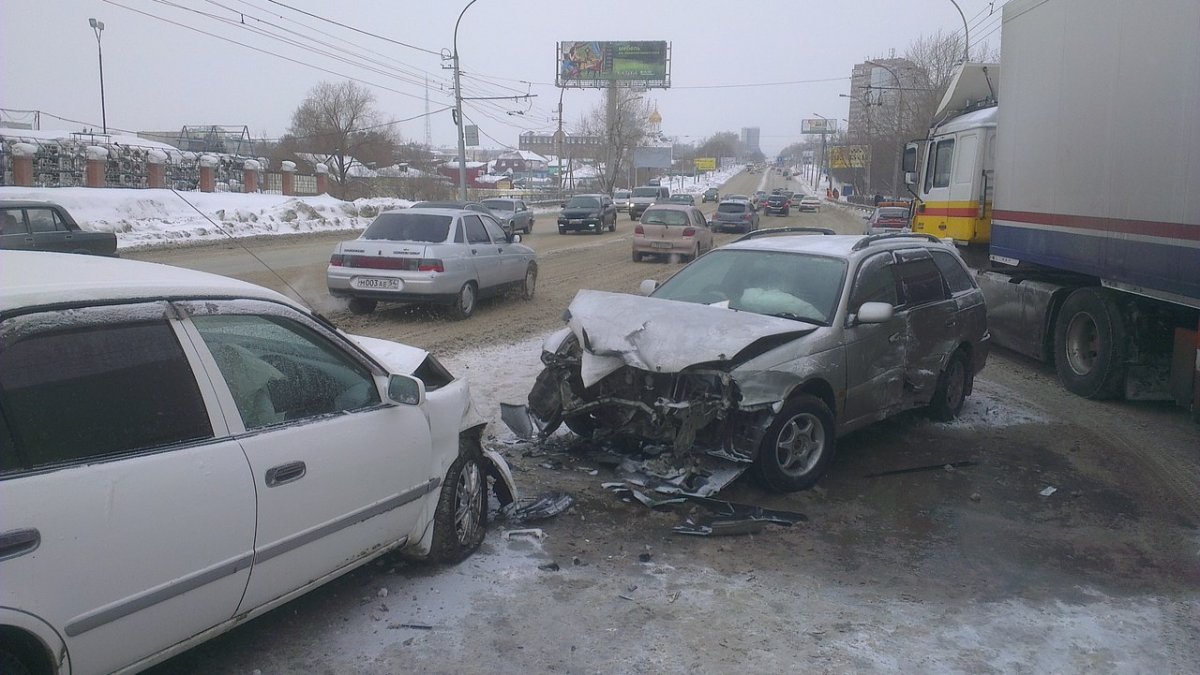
(652, 249), (847, 325)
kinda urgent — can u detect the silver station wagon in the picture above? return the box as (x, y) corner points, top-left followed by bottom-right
(327, 208), (537, 319)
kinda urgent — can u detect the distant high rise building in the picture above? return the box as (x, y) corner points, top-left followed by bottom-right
(740, 127), (761, 156)
(846, 57), (924, 142)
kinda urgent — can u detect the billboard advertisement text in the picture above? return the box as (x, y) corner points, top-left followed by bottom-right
(558, 41), (670, 88)
(802, 118), (837, 134)
(694, 157), (717, 171)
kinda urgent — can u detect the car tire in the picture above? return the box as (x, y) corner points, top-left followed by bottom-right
(558, 227), (566, 235)
(0, 649), (32, 675)
(1053, 287), (1129, 399)
(689, 243), (699, 262)
(348, 297), (377, 315)
(428, 436), (488, 564)
(755, 394), (836, 493)
(609, 218), (616, 232)
(927, 349), (971, 421)
(521, 263), (537, 300)
(451, 281), (477, 320)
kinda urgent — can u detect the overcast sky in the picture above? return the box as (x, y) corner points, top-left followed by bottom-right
(1, 0), (1002, 156)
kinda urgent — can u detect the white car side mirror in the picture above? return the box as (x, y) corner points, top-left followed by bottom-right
(387, 373), (425, 405)
(638, 279), (658, 296)
(855, 302), (894, 324)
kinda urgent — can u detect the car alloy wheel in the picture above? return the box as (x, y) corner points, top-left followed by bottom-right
(755, 394), (836, 492)
(522, 264), (537, 300)
(452, 282), (477, 319)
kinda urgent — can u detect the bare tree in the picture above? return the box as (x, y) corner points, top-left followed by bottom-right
(284, 81), (400, 199)
(905, 30), (1002, 131)
(695, 131), (740, 162)
(572, 90), (654, 191)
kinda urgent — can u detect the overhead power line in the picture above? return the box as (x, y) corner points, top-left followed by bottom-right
(263, 0), (441, 56)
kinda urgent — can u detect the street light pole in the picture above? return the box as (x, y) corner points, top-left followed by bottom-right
(89, 18), (107, 134)
(866, 59), (904, 196)
(949, 0), (970, 61)
(452, 0), (481, 201)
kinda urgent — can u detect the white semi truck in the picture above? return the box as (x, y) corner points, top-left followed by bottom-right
(904, 0), (1199, 412)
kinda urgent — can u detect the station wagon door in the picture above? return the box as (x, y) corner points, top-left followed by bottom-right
(177, 300), (435, 614)
(893, 249), (957, 402)
(0, 302), (256, 675)
(841, 252), (907, 426)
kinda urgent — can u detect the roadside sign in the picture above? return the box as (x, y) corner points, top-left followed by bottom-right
(694, 157), (717, 171)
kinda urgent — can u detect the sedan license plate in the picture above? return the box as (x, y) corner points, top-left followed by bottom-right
(652, 241), (672, 249)
(570, 219), (583, 225)
(352, 277), (401, 291)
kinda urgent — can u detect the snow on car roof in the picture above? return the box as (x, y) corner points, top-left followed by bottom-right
(725, 234), (867, 257)
(0, 250), (296, 313)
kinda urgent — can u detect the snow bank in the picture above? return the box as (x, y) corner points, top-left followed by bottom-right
(0, 186), (411, 249)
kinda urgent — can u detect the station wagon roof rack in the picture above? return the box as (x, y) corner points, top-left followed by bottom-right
(734, 227), (835, 242)
(851, 232), (945, 251)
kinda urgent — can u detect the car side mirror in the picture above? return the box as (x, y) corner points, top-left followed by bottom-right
(387, 373), (425, 405)
(560, 202), (566, 208)
(510, 233), (522, 244)
(854, 302), (894, 325)
(904, 172), (917, 185)
(638, 279), (658, 296)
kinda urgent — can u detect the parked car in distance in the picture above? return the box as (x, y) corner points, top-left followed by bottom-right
(0, 200), (118, 257)
(710, 199), (760, 233)
(798, 196), (823, 213)
(0, 250), (517, 675)
(480, 198), (535, 235)
(558, 194), (618, 234)
(628, 185), (670, 220)
(669, 194), (697, 206)
(528, 233), (989, 493)
(327, 207), (537, 319)
(865, 206), (912, 235)
(702, 188), (720, 203)
(632, 204), (714, 263)
(410, 200), (509, 235)
(614, 189), (632, 213)
(764, 193), (791, 216)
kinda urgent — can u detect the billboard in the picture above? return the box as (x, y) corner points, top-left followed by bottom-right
(557, 41), (671, 89)
(829, 145), (871, 169)
(464, 125), (479, 147)
(802, 118), (837, 134)
(634, 146), (673, 169)
(694, 157), (717, 171)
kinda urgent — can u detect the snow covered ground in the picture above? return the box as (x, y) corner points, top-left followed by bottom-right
(0, 165), (743, 250)
(0, 186), (411, 250)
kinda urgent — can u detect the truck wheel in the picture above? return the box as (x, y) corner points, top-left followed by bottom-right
(348, 297), (377, 315)
(755, 394), (836, 492)
(1053, 287), (1129, 399)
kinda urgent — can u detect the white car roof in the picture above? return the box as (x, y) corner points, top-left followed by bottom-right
(0, 250), (298, 313)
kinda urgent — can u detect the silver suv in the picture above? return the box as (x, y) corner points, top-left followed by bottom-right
(528, 230), (990, 492)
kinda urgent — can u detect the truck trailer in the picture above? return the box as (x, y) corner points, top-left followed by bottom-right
(904, 0), (1199, 412)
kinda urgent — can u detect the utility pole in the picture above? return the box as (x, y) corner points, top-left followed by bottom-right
(606, 82), (618, 193)
(451, 0), (481, 201)
(89, 18), (107, 135)
(556, 87), (565, 202)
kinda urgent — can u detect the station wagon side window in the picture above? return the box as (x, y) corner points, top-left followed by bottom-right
(190, 313), (382, 431)
(0, 310), (213, 473)
(930, 249), (977, 295)
(26, 208), (68, 233)
(850, 252), (900, 308)
(894, 250), (950, 307)
(463, 215), (490, 244)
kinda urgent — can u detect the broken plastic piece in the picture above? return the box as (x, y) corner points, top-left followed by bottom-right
(511, 491), (574, 523)
(503, 528), (546, 541)
(686, 495), (808, 525)
(673, 515), (770, 537)
(1040, 486), (1057, 496)
(500, 402), (536, 440)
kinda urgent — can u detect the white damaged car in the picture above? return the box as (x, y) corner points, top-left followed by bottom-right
(0, 251), (515, 675)
(528, 231), (989, 492)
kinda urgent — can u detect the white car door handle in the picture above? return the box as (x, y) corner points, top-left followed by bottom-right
(265, 461), (307, 487)
(0, 528), (40, 561)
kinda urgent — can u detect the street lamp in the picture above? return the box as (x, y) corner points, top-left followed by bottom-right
(866, 59), (904, 196)
(812, 112), (833, 194)
(452, 0), (482, 201)
(88, 17), (107, 134)
(948, 0), (970, 61)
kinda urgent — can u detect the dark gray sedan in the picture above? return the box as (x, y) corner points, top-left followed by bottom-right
(0, 200), (118, 256)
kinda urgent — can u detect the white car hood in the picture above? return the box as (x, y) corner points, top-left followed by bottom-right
(566, 290), (816, 387)
(347, 333), (429, 374)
